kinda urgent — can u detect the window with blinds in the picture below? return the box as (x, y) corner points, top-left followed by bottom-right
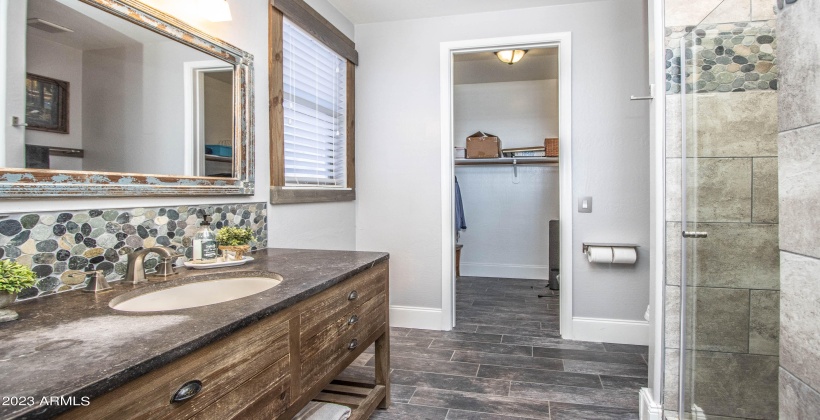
(282, 18), (347, 187)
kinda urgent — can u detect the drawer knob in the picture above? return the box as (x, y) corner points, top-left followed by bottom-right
(348, 314), (359, 325)
(348, 339), (358, 350)
(348, 290), (358, 301)
(171, 380), (203, 403)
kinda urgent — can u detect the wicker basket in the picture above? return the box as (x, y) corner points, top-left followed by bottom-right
(219, 245), (250, 261)
(544, 138), (559, 157)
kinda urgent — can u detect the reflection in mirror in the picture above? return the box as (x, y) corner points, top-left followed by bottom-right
(12, 0), (235, 177)
(1, 0), (253, 197)
(192, 66), (234, 177)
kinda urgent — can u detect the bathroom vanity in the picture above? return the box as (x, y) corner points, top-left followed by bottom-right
(0, 249), (390, 420)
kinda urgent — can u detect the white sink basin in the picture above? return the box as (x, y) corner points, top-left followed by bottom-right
(110, 276), (282, 312)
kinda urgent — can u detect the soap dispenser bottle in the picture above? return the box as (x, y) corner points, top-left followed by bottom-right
(193, 216), (218, 262)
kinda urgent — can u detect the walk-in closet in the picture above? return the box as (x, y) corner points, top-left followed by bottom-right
(453, 47), (560, 288)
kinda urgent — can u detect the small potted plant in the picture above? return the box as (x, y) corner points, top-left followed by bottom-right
(216, 226), (255, 261)
(0, 260), (36, 309)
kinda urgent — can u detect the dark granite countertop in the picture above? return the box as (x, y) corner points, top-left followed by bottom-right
(0, 248), (389, 420)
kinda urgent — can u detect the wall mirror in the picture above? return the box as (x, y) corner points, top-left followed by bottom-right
(1, 0), (254, 197)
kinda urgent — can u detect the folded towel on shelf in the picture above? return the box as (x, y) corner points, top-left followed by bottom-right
(293, 401), (352, 420)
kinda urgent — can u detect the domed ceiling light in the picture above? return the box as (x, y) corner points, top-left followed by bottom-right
(495, 49), (528, 65)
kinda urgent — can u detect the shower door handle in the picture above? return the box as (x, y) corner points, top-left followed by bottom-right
(682, 231), (708, 238)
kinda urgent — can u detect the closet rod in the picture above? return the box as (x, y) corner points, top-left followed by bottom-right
(454, 157), (558, 166)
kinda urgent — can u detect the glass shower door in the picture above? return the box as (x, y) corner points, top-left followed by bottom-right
(678, 15), (780, 420)
(678, 30), (700, 420)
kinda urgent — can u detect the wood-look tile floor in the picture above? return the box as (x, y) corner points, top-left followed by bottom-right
(340, 276), (647, 419)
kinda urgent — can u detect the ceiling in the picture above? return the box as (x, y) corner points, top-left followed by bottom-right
(454, 47), (558, 85)
(27, 0), (135, 50)
(327, 0), (592, 24)
(26, 0), (170, 51)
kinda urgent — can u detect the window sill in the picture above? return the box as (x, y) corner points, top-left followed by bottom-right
(269, 186), (355, 204)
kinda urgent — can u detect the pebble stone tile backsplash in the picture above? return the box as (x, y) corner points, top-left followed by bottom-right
(666, 20), (777, 94)
(0, 202), (267, 301)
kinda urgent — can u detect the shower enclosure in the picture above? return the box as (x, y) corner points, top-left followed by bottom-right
(665, 2), (780, 418)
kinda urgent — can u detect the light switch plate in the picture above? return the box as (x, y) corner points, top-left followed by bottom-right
(578, 196), (592, 213)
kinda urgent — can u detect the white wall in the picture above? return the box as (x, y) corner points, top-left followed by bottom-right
(269, 201), (356, 250)
(81, 45), (143, 173)
(454, 80), (558, 148)
(0, 0), (358, 255)
(140, 40), (210, 175)
(456, 165), (559, 279)
(355, 0), (650, 323)
(0, 0), (6, 166)
(2, 0), (27, 168)
(305, 0), (354, 39)
(25, 34), (83, 171)
(454, 79), (559, 279)
(82, 39), (214, 175)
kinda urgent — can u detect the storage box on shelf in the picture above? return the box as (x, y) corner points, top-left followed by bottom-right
(466, 132), (502, 158)
(544, 138), (559, 157)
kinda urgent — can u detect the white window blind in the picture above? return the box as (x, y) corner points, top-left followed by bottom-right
(283, 18), (347, 187)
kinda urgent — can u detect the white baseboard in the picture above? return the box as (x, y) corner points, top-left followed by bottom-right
(571, 317), (650, 345)
(460, 262), (548, 280)
(640, 388), (664, 420)
(390, 305), (443, 330)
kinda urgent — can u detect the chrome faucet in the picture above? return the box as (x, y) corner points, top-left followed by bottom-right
(125, 247), (180, 284)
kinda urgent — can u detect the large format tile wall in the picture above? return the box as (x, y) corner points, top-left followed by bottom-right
(663, 0), (779, 418)
(0, 203), (267, 301)
(776, 0), (820, 417)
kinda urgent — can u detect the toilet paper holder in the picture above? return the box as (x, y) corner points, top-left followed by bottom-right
(582, 242), (639, 254)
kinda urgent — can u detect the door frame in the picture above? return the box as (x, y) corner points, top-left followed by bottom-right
(439, 32), (573, 334)
(644, 0), (668, 416)
(183, 60), (234, 176)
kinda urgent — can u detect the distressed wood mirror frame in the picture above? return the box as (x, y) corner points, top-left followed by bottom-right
(0, 0), (254, 198)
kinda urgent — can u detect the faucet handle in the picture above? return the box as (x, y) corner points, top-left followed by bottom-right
(83, 270), (112, 293)
(152, 256), (178, 278)
(167, 251), (184, 260)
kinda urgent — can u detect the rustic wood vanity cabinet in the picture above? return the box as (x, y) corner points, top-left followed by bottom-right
(59, 262), (390, 420)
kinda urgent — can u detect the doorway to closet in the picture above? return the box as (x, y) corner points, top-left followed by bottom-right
(439, 33), (573, 336)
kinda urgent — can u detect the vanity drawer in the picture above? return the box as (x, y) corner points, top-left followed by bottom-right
(60, 316), (289, 420)
(193, 357), (291, 420)
(299, 262), (387, 338)
(301, 291), (386, 362)
(300, 293), (387, 392)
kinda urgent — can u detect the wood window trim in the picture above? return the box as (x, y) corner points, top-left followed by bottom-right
(271, 0), (357, 65)
(269, 2), (356, 205)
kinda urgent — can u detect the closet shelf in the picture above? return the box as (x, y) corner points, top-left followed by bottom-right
(454, 157), (558, 166)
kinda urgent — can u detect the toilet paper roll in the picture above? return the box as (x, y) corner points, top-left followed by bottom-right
(612, 247), (637, 264)
(587, 246), (613, 263)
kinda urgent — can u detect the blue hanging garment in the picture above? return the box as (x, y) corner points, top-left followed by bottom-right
(455, 176), (467, 233)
